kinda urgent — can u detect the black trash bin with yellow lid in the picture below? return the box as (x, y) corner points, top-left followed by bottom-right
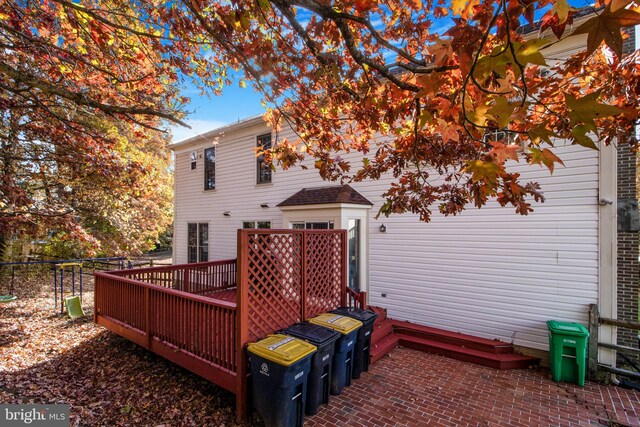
(308, 313), (362, 395)
(329, 307), (378, 379)
(247, 334), (317, 427)
(281, 323), (341, 416)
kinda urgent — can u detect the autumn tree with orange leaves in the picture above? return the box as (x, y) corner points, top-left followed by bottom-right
(1, 0), (639, 256)
(0, 0), (180, 258)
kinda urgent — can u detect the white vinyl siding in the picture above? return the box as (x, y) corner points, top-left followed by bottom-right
(171, 34), (603, 352)
(363, 143), (598, 350)
(173, 122), (599, 351)
(173, 124), (328, 262)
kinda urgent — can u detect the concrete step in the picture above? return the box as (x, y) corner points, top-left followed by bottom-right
(370, 333), (399, 364)
(395, 333), (540, 370)
(390, 319), (514, 354)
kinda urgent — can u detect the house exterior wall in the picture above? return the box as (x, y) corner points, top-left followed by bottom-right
(171, 30), (633, 353)
(173, 118), (603, 352)
(172, 120), (358, 263)
(363, 144), (601, 351)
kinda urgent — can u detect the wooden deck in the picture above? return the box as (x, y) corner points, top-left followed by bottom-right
(94, 229), (363, 421)
(203, 288), (237, 303)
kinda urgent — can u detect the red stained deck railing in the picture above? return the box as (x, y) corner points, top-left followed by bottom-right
(95, 230), (363, 422)
(94, 259), (238, 392)
(346, 287), (367, 309)
(109, 259), (237, 295)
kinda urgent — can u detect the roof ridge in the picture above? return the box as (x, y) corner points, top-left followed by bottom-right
(277, 184), (373, 207)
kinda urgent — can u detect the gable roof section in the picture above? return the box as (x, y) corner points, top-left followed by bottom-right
(169, 115), (265, 150)
(277, 185), (373, 207)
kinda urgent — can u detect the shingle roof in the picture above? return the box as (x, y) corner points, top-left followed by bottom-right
(277, 185), (373, 207)
(517, 5), (599, 35)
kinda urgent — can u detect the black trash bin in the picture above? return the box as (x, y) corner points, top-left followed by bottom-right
(308, 313), (362, 395)
(330, 307), (378, 379)
(247, 334), (317, 427)
(281, 323), (341, 415)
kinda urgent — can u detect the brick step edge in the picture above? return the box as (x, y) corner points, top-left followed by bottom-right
(371, 320), (394, 346)
(390, 319), (514, 355)
(395, 333), (540, 370)
(370, 334), (399, 364)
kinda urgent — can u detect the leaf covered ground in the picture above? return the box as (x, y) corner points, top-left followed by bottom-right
(0, 269), (246, 426)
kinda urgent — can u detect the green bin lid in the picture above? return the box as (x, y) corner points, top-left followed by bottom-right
(247, 334), (317, 366)
(546, 320), (589, 337)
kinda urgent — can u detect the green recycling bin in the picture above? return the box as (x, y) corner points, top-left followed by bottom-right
(546, 320), (589, 386)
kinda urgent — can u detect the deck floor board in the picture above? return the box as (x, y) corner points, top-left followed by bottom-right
(202, 289), (237, 303)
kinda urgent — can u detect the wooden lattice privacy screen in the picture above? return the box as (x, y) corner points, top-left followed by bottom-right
(94, 229), (350, 422)
(236, 229), (347, 343)
(234, 229), (348, 419)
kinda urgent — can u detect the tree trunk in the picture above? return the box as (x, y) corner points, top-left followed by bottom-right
(0, 108), (19, 261)
(0, 231), (6, 261)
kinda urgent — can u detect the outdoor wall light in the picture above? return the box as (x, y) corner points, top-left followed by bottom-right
(260, 202), (269, 208)
(379, 224), (387, 233)
(223, 211), (231, 217)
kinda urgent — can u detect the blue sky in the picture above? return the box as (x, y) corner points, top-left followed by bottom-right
(168, 74), (266, 143)
(168, 0), (594, 143)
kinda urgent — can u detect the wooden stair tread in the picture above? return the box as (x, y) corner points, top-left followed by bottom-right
(390, 319), (513, 354)
(366, 310), (539, 370)
(371, 319), (394, 345)
(395, 333), (539, 370)
(370, 333), (399, 364)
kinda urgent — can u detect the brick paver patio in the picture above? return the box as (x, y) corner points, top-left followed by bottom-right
(305, 347), (640, 426)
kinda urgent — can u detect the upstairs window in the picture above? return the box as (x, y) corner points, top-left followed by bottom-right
(190, 151), (197, 170)
(483, 128), (525, 151)
(204, 147), (216, 190)
(188, 223), (208, 263)
(256, 133), (272, 184)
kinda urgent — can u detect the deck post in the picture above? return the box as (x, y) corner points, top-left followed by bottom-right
(93, 274), (99, 323)
(359, 291), (367, 309)
(236, 230), (250, 422)
(301, 232), (307, 321)
(588, 303), (599, 380)
(145, 287), (151, 349)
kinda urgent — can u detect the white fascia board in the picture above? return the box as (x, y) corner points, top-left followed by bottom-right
(169, 115), (265, 151)
(278, 203), (373, 211)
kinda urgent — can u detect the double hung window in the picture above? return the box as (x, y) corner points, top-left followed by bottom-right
(187, 223), (208, 263)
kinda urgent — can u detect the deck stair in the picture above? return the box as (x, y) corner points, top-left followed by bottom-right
(368, 306), (539, 370)
(369, 306), (399, 364)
